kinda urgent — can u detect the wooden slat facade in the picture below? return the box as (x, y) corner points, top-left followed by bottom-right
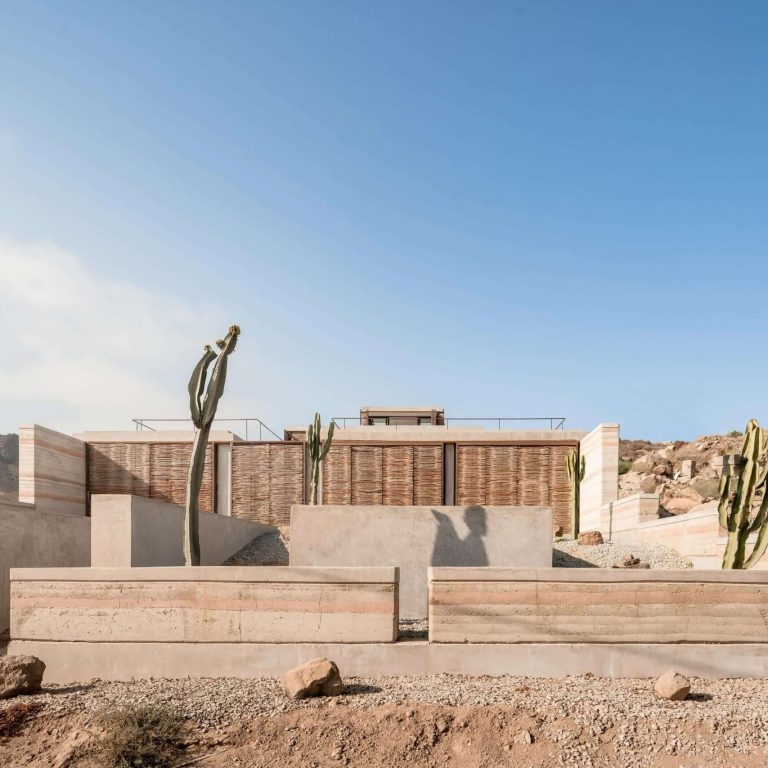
(323, 444), (444, 506)
(86, 442), (214, 514)
(230, 443), (305, 526)
(456, 444), (574, 534)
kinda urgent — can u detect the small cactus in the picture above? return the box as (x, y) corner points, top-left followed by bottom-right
(720, 419), (768, 569)
(565, 449), (585, 538)
(307, 413), (334, 505)
(184, 325), (240, 566)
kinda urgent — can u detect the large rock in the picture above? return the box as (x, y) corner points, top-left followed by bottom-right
(577, 531), (604, 546)
(0, 655), (46, 699)
(640, 476), (662, 493)
(654, 671), (690, 701)
(282, 658), (344, 699)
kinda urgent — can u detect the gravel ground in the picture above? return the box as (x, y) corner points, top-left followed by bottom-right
(553, 539), (692, 569)
(224, 527), (290, 566)
(5, 675), (768, 767)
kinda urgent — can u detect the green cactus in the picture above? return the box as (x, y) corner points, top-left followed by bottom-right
(184, 325), (240, 566)
(307, 413), (335, 505)
(565, 448), (585, 538)
(720, 419), (768, 569)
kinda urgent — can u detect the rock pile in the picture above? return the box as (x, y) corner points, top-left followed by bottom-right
(619, 433), (743, 515)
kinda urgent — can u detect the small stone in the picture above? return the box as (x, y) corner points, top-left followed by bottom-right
(435, 718), (450, 734)
(613, 554), (651, 569)
(282, 658), (344, 700)
(0, 655), (46, 699)
(515, 729), (534, 745)
(577, 531), (604, 546)
(654, 671), (691, 701)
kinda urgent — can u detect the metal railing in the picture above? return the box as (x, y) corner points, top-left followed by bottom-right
(331, 416), (566, 430)
(132, 418), (283, 441)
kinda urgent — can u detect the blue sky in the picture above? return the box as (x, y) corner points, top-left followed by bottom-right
(0, 1), (767, 440)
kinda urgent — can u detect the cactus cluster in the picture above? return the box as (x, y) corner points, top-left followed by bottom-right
(184, 325), (240, 566)
(720, 419), (768, 569)
(565, 448), (585, 538)
(307, 413), (335, 505)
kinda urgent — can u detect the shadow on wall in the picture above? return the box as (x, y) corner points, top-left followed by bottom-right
(430, 506), (489, 566)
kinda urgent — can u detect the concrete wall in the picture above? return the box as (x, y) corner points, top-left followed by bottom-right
(290, 505), (552, 618)
(429, 567), (768, 643)
(0, 500), (90, 635)
(90, 495), (273, 567)
(579, 423), (620, 531)
(11, 566), (398, 644)
(19, 425), (86, 516)
(606, 498), (720, 567)
(13, 639), (768, 682)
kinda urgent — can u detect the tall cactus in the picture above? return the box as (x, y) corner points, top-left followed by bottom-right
(720, 419), (768, 569)
(307, 413), (335, 505)
(565, 448), (585, 538)
(184, 325), (240, 566)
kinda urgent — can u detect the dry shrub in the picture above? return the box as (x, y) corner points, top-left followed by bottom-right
(0, 701), (43, 737)
(76, 703), (184, 768)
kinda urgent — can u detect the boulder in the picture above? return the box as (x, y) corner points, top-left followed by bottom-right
(654, 671), (690, 701)
(631, 456), (655, 474)
(282, 658), (344, 700)
(639, 476), (661, 494)
(577, 531), (604, 546)
(0, 655), (46, 699)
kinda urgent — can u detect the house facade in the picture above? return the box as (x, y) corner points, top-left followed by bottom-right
(20, 408), (619, 535)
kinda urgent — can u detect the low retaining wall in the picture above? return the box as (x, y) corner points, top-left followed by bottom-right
(90, 494), (273, 567)
(290, 505), (552, 618)
(11, 566), (399, 644)
(429, 567), (768, 643)
(0, 500), (90, 636)
(11, 640), (768, 682)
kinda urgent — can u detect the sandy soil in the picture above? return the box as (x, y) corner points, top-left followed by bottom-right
(2, 675), (768, 768)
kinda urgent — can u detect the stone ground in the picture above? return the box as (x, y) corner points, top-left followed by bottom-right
(2, 675), (768, 767)
(552, 539), (693, 569)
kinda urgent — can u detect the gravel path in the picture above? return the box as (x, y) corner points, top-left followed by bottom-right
(553, 539), (692, 569)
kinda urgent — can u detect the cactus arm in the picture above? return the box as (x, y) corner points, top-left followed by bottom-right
(187, 346), (216, 429)
(717, 471), (732, 530)
(320, 421), (335, 460)
(200, 326), (240, 426)
(744, 510), (768, 568)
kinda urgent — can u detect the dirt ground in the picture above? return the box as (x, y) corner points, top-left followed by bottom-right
(2, 675), (768, 768)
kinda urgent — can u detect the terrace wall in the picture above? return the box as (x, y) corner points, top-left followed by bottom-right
(90, 494), (273, 567)
(11, 566), (399, 644)
(0, 499), (90, 635)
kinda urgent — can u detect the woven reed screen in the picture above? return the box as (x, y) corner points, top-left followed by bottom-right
(230, 443), (305, 525)
(323, 444), (443, 505)
(455, 444), (574, 534)
(86, 442), (214, 513)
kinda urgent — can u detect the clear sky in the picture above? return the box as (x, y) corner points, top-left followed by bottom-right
(1, 1), (766, 441)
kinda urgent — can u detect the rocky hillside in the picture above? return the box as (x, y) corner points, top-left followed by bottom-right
(619, 433), (743, 515)
(0, 433), (19, 500)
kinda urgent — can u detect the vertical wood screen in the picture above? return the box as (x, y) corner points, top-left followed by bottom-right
(323, 444), (443, 506)
(456, 444), (574, 533)
(230, 443), (305, 526)
(87, 442), (215, 513)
